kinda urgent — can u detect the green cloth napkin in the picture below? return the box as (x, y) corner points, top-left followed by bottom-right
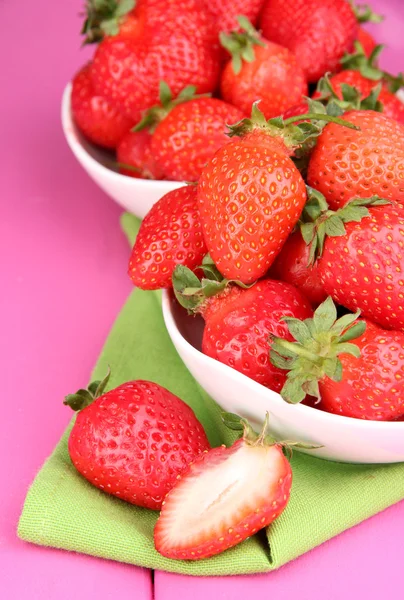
(18, 214), (404, 576)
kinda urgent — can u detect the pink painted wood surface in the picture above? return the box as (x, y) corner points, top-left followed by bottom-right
(1, 0), (151, 597)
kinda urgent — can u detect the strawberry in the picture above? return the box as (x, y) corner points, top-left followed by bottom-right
(173, 270), (313, 391)
(65, 372), (210, 510)
(198, 138), (306, 283)
(81, 0), (139, 43)
(331, 43), (404, 123)
(82, 0), (217, 48)
(205, 0), (265, 33)
(117, 129), (164, 179)
(296, 189), (404, 331)
(128, 186), (207, 290)
(154, 413), (292, 560)
(270, 297), (404, 420)
(149, 97), (245, 182)
(307, 110), (404, 211)
(220, 17), (308, 120)
(270, 231), (327, 306)
(71, 64), (133, 149)
(314, 70), (404, 123)
(91, 34), (220, 122)
(260, 0), (358, 83)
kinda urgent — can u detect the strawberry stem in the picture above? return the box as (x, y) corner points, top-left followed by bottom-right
(269, 299), (365, 404)
(64, 368), (111, 411)
(220, 15), (265, 75)
(81, 0), (135, 44)
(300, 188), (390, 264)
(283, 113), (360, 130)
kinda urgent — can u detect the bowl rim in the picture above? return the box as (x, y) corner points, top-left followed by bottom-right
(162, 289), (404, 431)
(61, 82), (183, 190)
(61, 81), (404, 189)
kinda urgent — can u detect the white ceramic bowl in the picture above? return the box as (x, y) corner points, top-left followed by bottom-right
(61, 83), (183, 218)
(162, 290), (404, 464)
(62, 83), (404, 219)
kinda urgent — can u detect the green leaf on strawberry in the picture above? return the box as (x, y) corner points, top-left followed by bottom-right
(269, 297), (365, 404)
(340, 42), (404, 92)
(64, 367), (111, 411)
(299, 187), (390, 265)
(350, 1), (384, 24)
(133, 82), (203, 133)
(81, 0), (135, 44)
(219, 15), (265, 75)
(172, 262), (251, 313)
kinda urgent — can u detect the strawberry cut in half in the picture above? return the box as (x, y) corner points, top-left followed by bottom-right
(154, 413), (293, 560)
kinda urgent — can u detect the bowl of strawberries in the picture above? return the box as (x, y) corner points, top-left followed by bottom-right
(149, 101), (404, 464)
(63, 0), (404, 218)
(124, 0), (404, 463)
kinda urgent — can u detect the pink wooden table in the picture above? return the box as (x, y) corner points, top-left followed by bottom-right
(2, 0), (403, 598)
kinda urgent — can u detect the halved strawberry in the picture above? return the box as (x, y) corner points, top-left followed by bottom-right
(154, 414), (292, 560)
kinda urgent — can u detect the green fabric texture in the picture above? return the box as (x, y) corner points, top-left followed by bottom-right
(18, 213), (404, 576)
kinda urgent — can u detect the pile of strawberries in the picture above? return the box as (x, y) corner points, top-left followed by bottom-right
(125, 0), (404, 423)
(72, 0), (403, 182)
(65, 0), (404, 564)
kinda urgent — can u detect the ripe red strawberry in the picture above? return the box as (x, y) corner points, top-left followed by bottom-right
(220, 18), (308, 119)
(318, 202), (404, 331)
(149, 98), (245, 182)
(197, 137), (307, 284)
(65, 373), (211, 510)
(82, 0), (217, 48)
(128, 186), (207, 290)
(307, 110), (404, 210)
(174, 273), (313, 391)
(154, 413), (292, 560)
(270, 231), (327, 306)
(117, 129), (164, 179)
(294, 190), (404, 331)
(91, 35), (220, 122)
(71, 64), (134, 149)
(271, 297), (404, 420)
(205, 0), (265, 33)
(260, 0), (358, 83)
(313, 70), (404, 123)
(316, 43), (404, 123)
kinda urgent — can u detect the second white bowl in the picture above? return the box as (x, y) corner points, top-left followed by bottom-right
(162, 290), (404, 464)
(61, 83), (183, 219)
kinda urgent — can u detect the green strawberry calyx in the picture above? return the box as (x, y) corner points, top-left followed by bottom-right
(64, 368), (111, 411)
(172, 255), (251, 314)
(222, 411), (276, 446)
(227, 102), (360, 155)
(269, 298), (366, 404)
(81, 0), (136, 44)
(350, 2), (383, 24)
(133, 82), (206, 133)
(314, 74), (384, 113)
(222, 411), (320, 453)
(300, 187), (390, 265)
(340, 42), (404, 92)
(220, 15), (265, 75)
